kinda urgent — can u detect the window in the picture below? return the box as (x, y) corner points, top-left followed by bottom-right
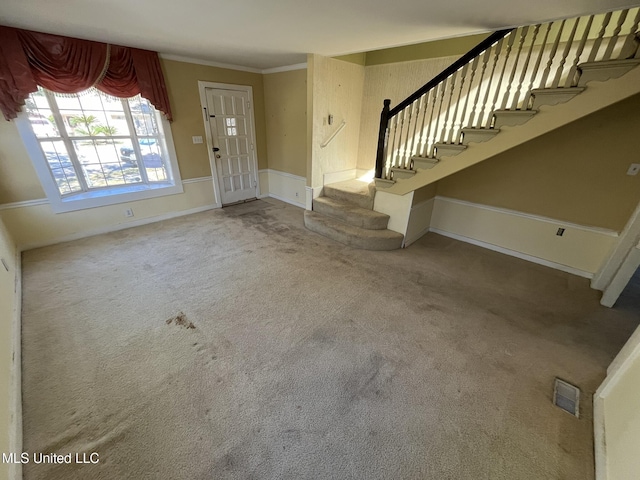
(16, 87), (182, 212)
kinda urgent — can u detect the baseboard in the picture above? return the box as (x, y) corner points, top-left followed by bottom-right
(429, 228), (594, 278)
(430, 196), (617, 276)
(258, 169), (306, 208)
(323, 169), (357, 185)
(18, 204), (219, 251)
(267, 193), (305, 208)
(9, 248), (22, 480)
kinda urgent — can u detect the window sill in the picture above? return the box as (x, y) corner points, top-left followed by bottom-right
(51, 182), (184, 213)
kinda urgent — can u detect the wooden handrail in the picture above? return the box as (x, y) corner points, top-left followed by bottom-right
(375, 29), (513, 179)
(388, 29), (514, 117)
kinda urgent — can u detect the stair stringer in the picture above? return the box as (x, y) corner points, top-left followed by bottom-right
(377, 63), (640, 197)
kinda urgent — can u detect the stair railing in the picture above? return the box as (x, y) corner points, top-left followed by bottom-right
(375, 7), (640, 181)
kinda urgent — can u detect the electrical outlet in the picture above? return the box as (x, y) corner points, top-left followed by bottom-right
(556, 228), (565, 236)
(295, 192), (299, 197)
(192, 136), (203, 144)
(125, 208), (134, 218)
(627, 163), (640, 176)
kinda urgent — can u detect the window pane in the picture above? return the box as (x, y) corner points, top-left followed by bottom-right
(74, 139), (136, 187)
(25, 90), (58, 139)
(56, 90), (130, 138)
(129, 97), (160, 136)
(25, 88), (175, 200)
(39, 141), (81, 194)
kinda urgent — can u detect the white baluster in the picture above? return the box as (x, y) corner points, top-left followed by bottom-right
(604, 9), (629, 60)
(477, 38), (505, 127)
(619, 8), (640, 59)
(417, 92), (431, 157)
(539, 20), (566, 88)
(402, 102), (416, 168)
(448, 64), (469, 143)
(441, 71), (458, 144)
(460, 55), (480, 130)
(408, 98), (422, 166)
(511, 25), (539, 110)
(552, 17), (580, 88)
(394, 108), (406, 169)
(422, 88), (439, 157)
(588, 12), (613, 62)
(565, 15), (594, 88)
(388, 115), (399, 172)
(490, 31), (517, 115)
(501, 26), (529, 109)
(431, 78), (449, 156)
(522, 23), (551, 108)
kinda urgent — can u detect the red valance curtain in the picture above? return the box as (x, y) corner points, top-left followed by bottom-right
(0, 26), (173, 121)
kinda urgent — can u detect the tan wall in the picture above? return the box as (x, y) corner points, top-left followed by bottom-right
(357, 55), (460, 171)
(437, 93), (640, 232)
(161, 59), (268, 175)
(263, 69), (307, 178)
(0, 218), (17, 480)
(412, 183), (438, 206)
(0, 120), (45, 204)
(332, 53), (366, 65)
(309, 55), (365, 188)
(365, 34), (489, 66)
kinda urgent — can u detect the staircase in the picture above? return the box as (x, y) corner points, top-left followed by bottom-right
(304, 179), (404, 250)
(306, 7), (640, 250)
(374, 7), (640, 193)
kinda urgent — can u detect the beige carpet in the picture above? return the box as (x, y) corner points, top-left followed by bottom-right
(20, 198), (639, 479)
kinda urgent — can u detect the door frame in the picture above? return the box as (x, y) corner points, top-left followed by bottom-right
(591, 199), (640, 301)
(198, 81), (261, 207)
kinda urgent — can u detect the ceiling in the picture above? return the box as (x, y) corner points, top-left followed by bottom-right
(1, 0), (639, 71)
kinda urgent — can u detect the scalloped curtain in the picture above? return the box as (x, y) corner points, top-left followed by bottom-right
(0, 26), (172, 121)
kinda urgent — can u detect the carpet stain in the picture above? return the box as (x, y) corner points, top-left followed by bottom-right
(166, 312), (195, 329)
(345, 353), (394, 403)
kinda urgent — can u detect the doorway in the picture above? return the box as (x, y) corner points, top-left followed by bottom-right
(199, 82), (259, 206)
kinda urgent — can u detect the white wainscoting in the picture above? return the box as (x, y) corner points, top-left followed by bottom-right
(429, 196), (618, 278)
(258, 169), (306, 208)
(405, 198), (435, 247)
(0, 177), (219, 250)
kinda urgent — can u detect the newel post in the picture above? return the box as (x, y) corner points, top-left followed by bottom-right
(375, 99), (391, 179)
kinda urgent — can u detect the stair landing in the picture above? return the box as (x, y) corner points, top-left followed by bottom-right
(304, 179), (403, 250)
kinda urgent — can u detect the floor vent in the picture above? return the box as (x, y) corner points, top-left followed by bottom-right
(553, 378), (580, 417)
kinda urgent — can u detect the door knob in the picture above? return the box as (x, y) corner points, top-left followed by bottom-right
(215, 154), (221, 159)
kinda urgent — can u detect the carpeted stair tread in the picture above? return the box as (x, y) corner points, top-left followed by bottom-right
(323, 179), (375, 210)
(304, 210), (403, 250)
(313, 196), (390, 230)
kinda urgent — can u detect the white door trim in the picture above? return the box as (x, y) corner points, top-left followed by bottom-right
(600, 241), (640, 307)
(591, 199), (640, 292)
(197, 81), (260, 207)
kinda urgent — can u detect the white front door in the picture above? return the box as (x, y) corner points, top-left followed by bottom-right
(205, 87), (258, 205)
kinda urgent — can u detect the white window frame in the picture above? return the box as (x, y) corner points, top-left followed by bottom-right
(14, 94), (183, 213)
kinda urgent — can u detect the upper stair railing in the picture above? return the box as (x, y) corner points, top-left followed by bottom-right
(375, 7), (640, 181)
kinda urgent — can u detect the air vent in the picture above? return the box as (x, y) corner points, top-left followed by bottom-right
(553, 378), (580, 417)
